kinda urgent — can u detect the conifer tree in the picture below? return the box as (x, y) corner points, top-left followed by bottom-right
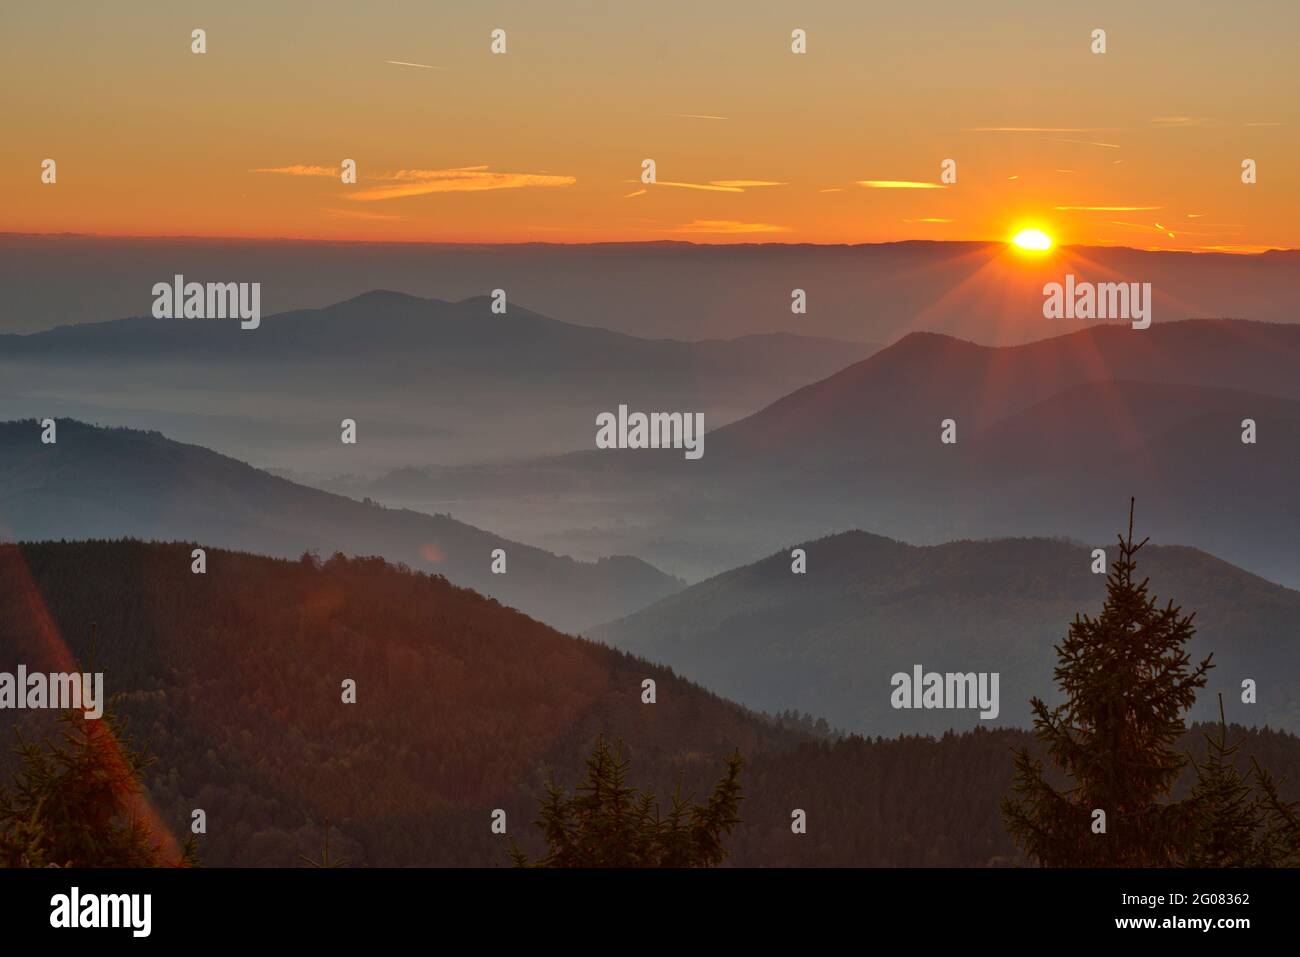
(1183, 694), (1273, 866)
(511, 738), (743, 867)
(1002, 500), (1212, 866)
(0, 624), (195, 868)
(1249, 758), (1300, 867)
(299, 818), (349, 867)
(0, 704), (191, 867)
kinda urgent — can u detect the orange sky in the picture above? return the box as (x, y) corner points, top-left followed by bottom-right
(2, 1), (1297, 250)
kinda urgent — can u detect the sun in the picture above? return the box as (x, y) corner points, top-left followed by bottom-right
(1011, 228), (1054, 252)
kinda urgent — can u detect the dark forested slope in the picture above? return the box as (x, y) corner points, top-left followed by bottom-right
(0, 540), (1295, 866)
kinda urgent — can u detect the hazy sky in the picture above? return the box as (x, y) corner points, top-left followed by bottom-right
(2, 1), (1297, 249)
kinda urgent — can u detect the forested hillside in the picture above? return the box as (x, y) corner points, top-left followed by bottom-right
(1, 540), (1295, 866)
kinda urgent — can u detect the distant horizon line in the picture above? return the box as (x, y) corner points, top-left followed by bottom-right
(1, 231), (1295, 256)
(3, 290), (1285, 348)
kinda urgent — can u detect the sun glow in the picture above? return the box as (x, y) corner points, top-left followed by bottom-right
(1011, 228), (1054, 252)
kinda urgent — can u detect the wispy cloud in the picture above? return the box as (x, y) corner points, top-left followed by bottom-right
(252, 165), (337, 177)
(637, 180), (745, 193)
(1055, 205), (1162, 211)
(674, 219), (791, 234)
(1046, 137), (1121, 149)
(376, 166), (487, 181)
(386, 60), (445, 70)
(902, 217), (955, 223)
(347, 167), (576, 201)
(857, 180), (945, 189)
(1107, 221), (1170, 235)
(627, 177), (781, 193)
(965, 127), (1115, 133)
(1149, 116), (1210, 127)
(624, 189), (647, 198)
(667, 113), (727, 121)
(1244, 121), (1285, 127)
(1110, 220), (1227, 239)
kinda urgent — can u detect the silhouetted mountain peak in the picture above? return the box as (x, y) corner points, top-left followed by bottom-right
(889, 329), (983, 350)
(712, 317), (1300, 456)
(337, 289), (429, 307)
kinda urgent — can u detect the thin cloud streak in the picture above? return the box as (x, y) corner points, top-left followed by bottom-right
(347, 168), (576, 201)
(378, 166), (491, 181)
(965, 127), (1116, 132)
(857, 181), (945, 189)
(1046, 138), (1122, 149)
(645, 180), (745, 193)
(673, 219), (791, 234)
(252, 165), (337, 177)
(626, 179), (780, 193)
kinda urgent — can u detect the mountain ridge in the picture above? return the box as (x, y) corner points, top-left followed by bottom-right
(591, 530), (1300, 735)
(0, 419), (683, 633)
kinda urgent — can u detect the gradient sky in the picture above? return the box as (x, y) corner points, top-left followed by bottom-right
(2, 0), (1297, 250)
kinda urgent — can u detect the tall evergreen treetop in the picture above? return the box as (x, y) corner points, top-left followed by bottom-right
(1003, 500), (1213, 866)
(511, 738), (743, 868)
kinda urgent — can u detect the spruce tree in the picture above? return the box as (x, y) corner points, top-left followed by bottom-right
(0, 704), (190, 867)
(1249, 758), (1300, 867)
(0, 624), (194, 868)
(1002, 500), (1212, 866)
(511, 737), (743, 867)
(299, 818), (349, 868)
(1183, 694), (1273, 866)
